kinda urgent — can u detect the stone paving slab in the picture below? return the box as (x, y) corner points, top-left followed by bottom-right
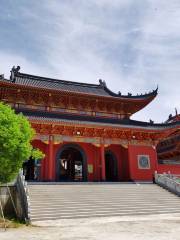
(1, 213), (180, 240)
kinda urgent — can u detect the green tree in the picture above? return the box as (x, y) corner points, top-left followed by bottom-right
(0, 102), (43, 183)
(31, 148), (45, 161)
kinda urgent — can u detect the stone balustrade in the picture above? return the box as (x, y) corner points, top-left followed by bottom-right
(155, 171), (180, 196)
(0, 170), (31, 223)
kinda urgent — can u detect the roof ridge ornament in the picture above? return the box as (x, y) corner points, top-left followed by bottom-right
(156, 84), (158, 92)
(10, 66), (20, 82)
(99, 79), (107, 88)
(0, 74), (4, 79)
(175, 108), (178, 116)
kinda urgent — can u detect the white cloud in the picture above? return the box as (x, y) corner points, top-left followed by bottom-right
(0, 51), (50, 78)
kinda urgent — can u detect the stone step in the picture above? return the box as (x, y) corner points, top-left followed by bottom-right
(28, 182), (153, 185)
(29, 201), (179, 209)
(30, 200), (180, 208)
(28, 185), (159, 189)
(28, 187), (168, 189)
(28, 183), (180, 222)
(30, 205), (180, 216)
(30, 209), (180, 221)
(28, 190), (171, 193)
(29, 195), (178, 200)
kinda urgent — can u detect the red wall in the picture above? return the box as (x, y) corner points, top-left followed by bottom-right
(128, 145), (157, 181)
(106, 145), (121, 181)
(78, 142), (100, 181)
(106, 145), (129, 181)
(48, 142), (130, 181)
(53, 142), (101, 181)
(121, 146), (130, 181)
(157, 164), (180, 174)
(33, 140), (179, 182)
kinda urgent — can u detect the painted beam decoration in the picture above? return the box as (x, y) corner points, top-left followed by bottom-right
(30, 119), (176, 147)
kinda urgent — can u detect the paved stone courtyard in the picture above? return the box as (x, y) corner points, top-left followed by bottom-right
(1, 214), (180, 240)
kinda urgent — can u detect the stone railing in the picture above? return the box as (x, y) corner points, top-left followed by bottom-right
(155, 171), (180, 196)
(16, 170), (31, 223)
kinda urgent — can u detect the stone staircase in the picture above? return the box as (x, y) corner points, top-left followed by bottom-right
(28, 183), (180, 222)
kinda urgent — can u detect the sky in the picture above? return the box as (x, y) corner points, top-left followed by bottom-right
(0, 0), (179, 122)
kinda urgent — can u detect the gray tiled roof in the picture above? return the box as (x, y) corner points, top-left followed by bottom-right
(16, 109), (180, 130)
(14, 73), (109, 96)
(7, 68), (158, 99)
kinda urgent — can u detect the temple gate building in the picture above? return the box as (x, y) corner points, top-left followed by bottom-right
(0, 66), (179, 182)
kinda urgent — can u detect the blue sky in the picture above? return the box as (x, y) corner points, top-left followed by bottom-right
(0, 0), (179, 122)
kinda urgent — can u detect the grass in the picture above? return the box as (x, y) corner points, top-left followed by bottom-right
(0, 217), (25, 228)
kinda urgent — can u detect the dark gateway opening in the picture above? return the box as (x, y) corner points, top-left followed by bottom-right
(59, 147), (84, 181)
(23, 158), (41, 181)
(105, 151), (118, 181)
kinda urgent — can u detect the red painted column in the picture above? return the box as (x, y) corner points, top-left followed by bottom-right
(127, 144), (133, 181)
(100, 144), (106, 181)
(48, 135), (54, 181)
(40, 149), (46, 180)
(154, 145), (158, 171)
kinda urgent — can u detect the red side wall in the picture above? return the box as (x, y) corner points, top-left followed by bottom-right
(128, 145), (157, 181)
(157, 164), (180, 174)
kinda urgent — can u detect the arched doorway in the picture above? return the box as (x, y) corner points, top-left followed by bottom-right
(105, 151), (118, 181)
(56, 144), (87, 182)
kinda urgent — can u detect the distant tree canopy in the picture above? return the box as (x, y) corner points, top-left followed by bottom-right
(0, 102), (44, 184)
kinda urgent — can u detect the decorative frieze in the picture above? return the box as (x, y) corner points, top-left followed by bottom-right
(30, 120), (169, 147)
